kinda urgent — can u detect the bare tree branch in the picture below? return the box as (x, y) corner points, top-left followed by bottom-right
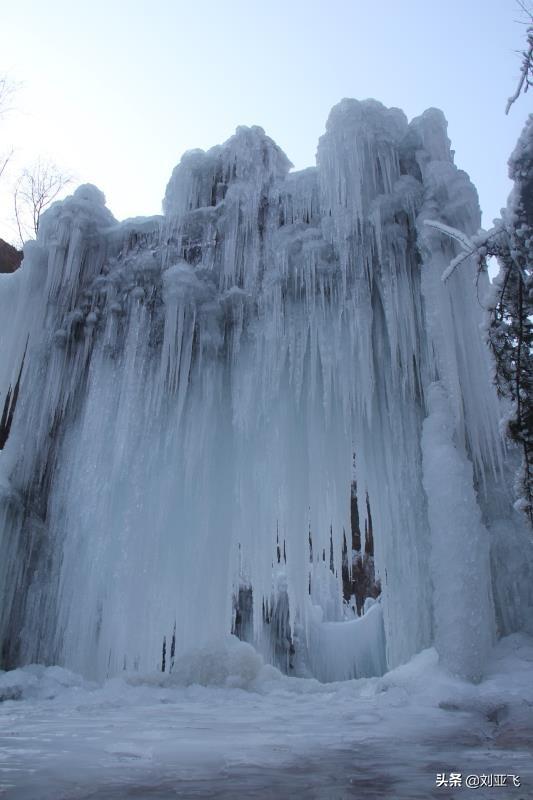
(0, 75), (19, 118)
(13, 176), (25, 249)
(13, 159), (71, 245)
(0, 148), (13, 182)
(506, 2), (533, 113)
(0, 75), (18, 191)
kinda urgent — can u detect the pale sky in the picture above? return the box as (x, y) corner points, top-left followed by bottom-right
(0, 0), (530, 245)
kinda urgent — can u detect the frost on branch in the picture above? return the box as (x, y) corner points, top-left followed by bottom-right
(505, 14), (533, 114)
(427, 116), (533, 525)
(422, 219), (509, 284)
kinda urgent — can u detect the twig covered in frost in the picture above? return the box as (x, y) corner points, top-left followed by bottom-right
(423, 219), (501, 283)
(506, 22), (533, 113)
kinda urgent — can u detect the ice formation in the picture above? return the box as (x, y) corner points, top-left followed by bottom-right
(0, 99), (531, 684)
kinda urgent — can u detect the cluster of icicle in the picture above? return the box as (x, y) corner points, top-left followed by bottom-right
(1, 99), (531, 684)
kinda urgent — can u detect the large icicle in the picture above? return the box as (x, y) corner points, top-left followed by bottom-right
(0, 99), (526, 683)
(422, 382), (495, 681)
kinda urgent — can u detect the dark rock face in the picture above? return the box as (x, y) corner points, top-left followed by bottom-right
(342, 482), (381, 615)
(0, 238), (22, 273)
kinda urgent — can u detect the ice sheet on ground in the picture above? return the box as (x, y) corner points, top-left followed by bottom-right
(0, 634), (532, 799)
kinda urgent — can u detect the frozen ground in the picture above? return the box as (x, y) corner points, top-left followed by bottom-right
(0, 634), (532, 800)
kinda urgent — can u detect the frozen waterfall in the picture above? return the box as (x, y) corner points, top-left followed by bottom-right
(0, 99), (530, 683)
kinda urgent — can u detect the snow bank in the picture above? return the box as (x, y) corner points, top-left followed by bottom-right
(0, 664), (92, 702)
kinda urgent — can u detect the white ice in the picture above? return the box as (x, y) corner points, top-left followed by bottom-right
(0, 98), (531, 692)
(0, 633), (532, 799)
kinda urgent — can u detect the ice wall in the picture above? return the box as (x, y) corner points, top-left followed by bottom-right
(422, 383), (495, 681)
(0, 99), (520, 681)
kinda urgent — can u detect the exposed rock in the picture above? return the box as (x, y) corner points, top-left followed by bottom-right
(0, 238), (22, 273)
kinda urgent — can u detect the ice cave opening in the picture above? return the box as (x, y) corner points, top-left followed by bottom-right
(0, 98), (532, 688)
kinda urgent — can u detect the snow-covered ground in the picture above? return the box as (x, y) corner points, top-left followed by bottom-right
(0, 634), (532, 800)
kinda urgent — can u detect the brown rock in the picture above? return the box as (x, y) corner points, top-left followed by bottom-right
(0, 238), (22, 273)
